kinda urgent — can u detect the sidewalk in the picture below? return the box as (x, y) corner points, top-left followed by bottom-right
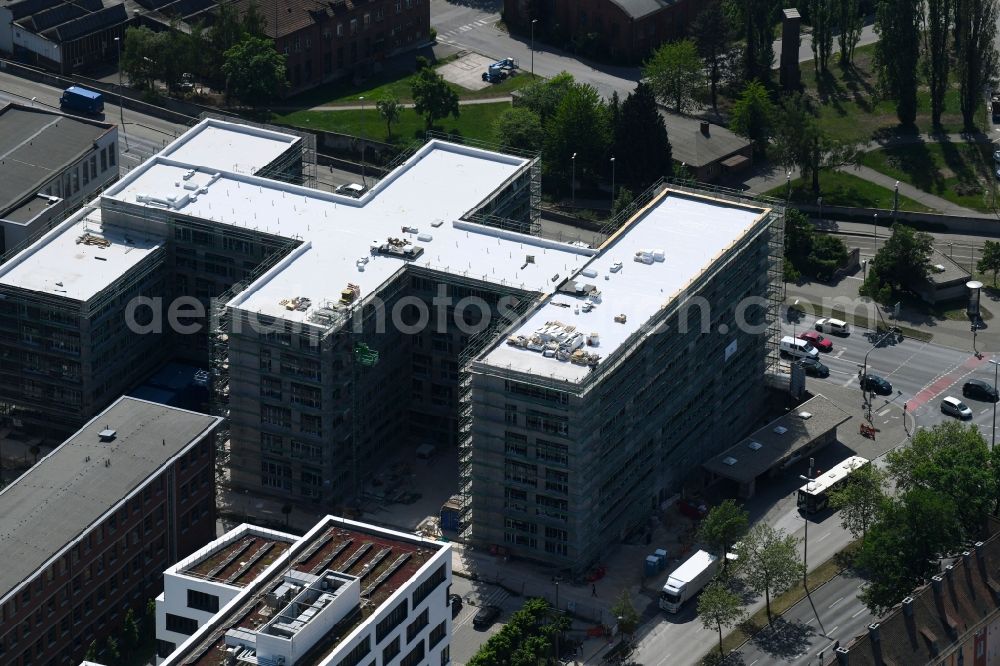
(836, 163), (985, 217)
(283, 95), (513, 112)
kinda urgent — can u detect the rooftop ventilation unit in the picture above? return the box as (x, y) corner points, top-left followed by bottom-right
(747, 441), (762, 451)
(773, 426), (788, 435)
(722, 456), (737, 466)
(99, 428), (117, 442)
(797, 411), (813, 419)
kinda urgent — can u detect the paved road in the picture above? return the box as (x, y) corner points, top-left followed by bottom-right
(449, 575), (515, 665)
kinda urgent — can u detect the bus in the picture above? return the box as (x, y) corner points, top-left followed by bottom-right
(797, 456), (870, 513)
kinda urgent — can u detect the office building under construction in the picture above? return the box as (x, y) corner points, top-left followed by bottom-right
(0, 118), (782, 571)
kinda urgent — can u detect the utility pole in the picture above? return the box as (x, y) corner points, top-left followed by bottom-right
(114, 36), (129, 152)
(610, 156), (616, 214)
(799, 457), (814, 587)
(359, 96), (366, 188)
(531, 19), (538, 77)
(571, 152), (576, 206)
(991, 359), (999, 449)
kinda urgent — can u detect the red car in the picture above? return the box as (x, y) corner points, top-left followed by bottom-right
(797, 330), (833, 352)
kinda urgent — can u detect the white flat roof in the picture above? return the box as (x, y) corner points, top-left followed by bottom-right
(104, 135), (594, 322)
(480, 191), (767, 382)
(0, 208), (163, 300)
(159, 118), (300, 175)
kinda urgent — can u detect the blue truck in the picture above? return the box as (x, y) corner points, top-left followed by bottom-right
(59, 86), (104, 115)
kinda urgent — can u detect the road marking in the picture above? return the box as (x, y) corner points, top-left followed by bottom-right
(835, 350), (845, 358)
(852, 607), (868, 618)
(806, 617), (816, 624)
(830, 625), (839, 635)
(749, 660), (759, 666)
(829, 596), (845, 609)
(817, 531), (831, 542)
(655, 654), (672, 666)
(842, 375), (856, 387)
(878, 408), (890, 416)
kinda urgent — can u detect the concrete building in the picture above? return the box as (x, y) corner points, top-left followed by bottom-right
(503, 0), (699, 63)
(0, 0), (130, 73)
(659, 112), (752, 183)
(0, 102), (118, 256)
(825, 531), (1000, 666)
(155, 515), (452, 666)
(234, 0), (431, 95)
(0, 117), (783, 572)
(0, 396), (221, 666)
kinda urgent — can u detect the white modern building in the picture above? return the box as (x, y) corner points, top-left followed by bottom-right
(155, 516), (452, 666)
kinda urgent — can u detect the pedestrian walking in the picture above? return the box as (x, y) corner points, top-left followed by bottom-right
(591, 583), (597, 597)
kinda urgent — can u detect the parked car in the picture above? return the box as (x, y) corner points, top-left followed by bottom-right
(799, 357), (830, 377)
(449, 593), (463, 617)
(993, 149), (1000, 163)
(473, 605), (501, 629)
(941, 396), (974, 419)
(797, 330), (833, 352)
(963, 379), (999, 402)
(861, 374), (893, 395)
(815, 317), (850, 336)
(678, 498), (709, 519)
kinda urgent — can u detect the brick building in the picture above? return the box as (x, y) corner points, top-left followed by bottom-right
(235, 0), (431, 95)
(503, 0), (699, 63)
(0, 397), (221, 666)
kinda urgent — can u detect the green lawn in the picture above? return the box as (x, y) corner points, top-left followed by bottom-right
(861, 142), (999, 213)
(280, 59), (540, 109)
(764, 169), (933, 212)
(802, 44), (983, 143)
(273, 102), (511, 145)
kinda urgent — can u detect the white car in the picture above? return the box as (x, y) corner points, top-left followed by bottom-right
(335, 182), (367, 198)
(941, 396), (973, 420)
(815, 317), (850, 336)
(993, 150), (1000, 163)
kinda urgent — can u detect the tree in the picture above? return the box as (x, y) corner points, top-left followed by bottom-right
(729, 80), (775, 157)
(544, 83), (611, 186)
(222, 36), (287, 108)
(468, 598), (569, 666)
(725, 0), (781, 82)
(771, 93), (861, 194)
(698, 499), (749, 567)
(105, 635), (120, 664)
(691, 0), (735, 113)
(860, 224), (934, 300)
(875, 0), (922, 125)
(828, 461), (888, 541)
(698, 581), (747, 658)
(123, 607), (140, 659)
(809, 0), (835, 74)
(856, 487), (962, 615)
(956, 0), (1000, 129)
(922, 0), (952, 128)
(517, 72), (576, 123)
(121, 26), (159, 90)
(735, 523), (802, 624)
(610, 589), (640, 636)
(643, 39), (705, 113)
(375, 95), (402, 139)
(493, 107), (545, 153)
(836, 0), (865, 65)
(886, 420), (994, 540)
(85, 640), (98, 662)
(979, 240), (1000, 285)
(411, 62), (460, 131)
(612, 82), (672, 186)
(611, 188), (635, 218)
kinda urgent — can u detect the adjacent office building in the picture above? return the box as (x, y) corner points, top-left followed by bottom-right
(0, 396), (221, 666)
(155, 515), (452, 666)
(0, 102), (118, 255)
(0, 117), (782, 572)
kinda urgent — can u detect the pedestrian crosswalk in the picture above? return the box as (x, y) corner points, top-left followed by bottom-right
(453, 584), (510, 630)
(436, 17), (495, 46)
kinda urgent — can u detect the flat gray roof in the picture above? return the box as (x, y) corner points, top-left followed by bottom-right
(0, 103), (112, 219)
(702, 394), (852, 484)
(927, 247), (970, 285)
(0, 396), (220, 603)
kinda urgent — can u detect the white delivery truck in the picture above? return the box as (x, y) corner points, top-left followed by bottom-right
(659, 550), (720, 613)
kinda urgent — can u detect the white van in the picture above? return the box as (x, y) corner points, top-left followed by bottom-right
(780, 335), (819, 360)
(815, 317), (850, 336)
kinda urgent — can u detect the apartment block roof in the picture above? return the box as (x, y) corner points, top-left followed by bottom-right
(825, 531), (1000, 666)
(0, 103), (114, 220)
(165, 516), (447, 666)
(0, 396), (220, 605)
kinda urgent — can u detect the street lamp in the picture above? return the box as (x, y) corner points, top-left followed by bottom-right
(571, 152), (576, 206)
(817, 196), (823, 224)
(873, 212), (879, 254)
(359, 96), (366, 188)
(531, 19), (538, 77)
(893, 181), (899, 224)
(798, 457), (815, 587)
(610, 156), (616, 214)
(990, 359), (999, 449)
(969, 280), (984, 358)
(861, 328), (898, 421)
(786, 171), (792, 202)
(113, 36), (129, 152)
